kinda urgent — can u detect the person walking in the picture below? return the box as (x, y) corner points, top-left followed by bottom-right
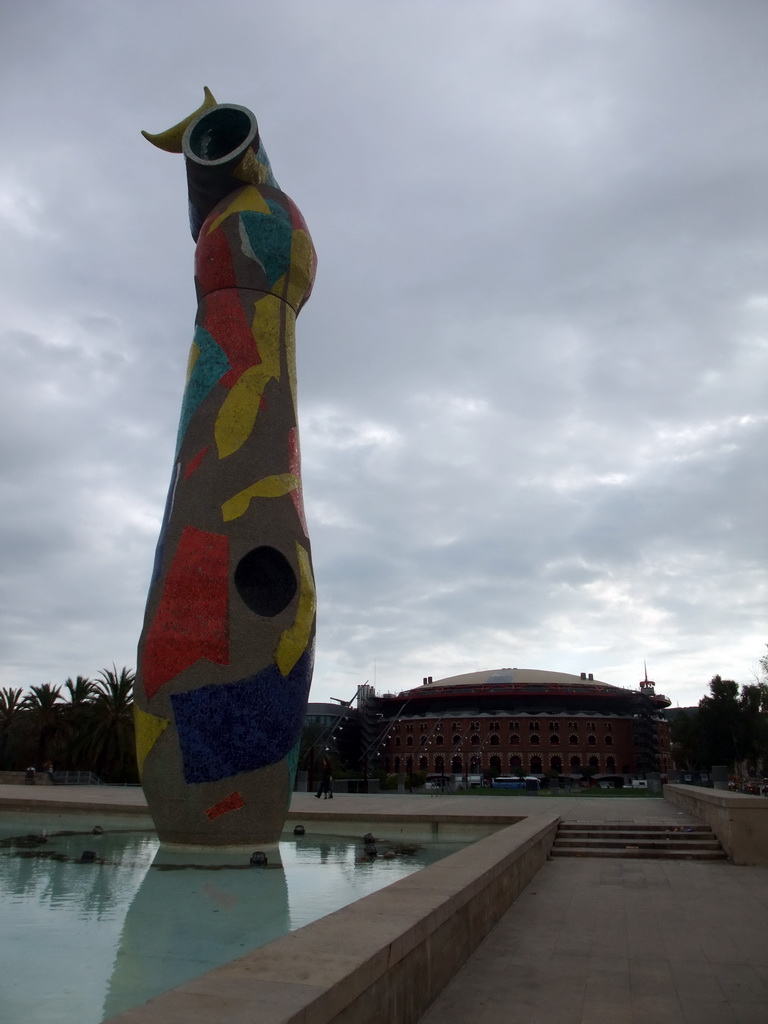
(315, 758), (333, 799)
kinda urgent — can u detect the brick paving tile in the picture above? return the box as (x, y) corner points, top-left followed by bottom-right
(680, 1000), (738, 1024)
(580, 1003), (633, 1024)
(731, 1004), (768, 1024)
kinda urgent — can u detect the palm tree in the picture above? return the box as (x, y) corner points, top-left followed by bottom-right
(64, 675), (97, 705)
(61, 676), (98, 769)
(23, 683), (64, 766)
(0, 687), (25, 768)
(88, 666), (137, 781)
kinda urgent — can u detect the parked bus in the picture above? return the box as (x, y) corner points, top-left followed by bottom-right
(492, 776), (540, 790)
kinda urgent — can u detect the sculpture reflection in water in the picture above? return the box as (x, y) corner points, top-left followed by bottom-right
(135, 89), (317, 846)
(102, 844), (290, 1020)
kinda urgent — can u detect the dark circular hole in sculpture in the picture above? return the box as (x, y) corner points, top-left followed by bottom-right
(234, 546), (297, 617)
(189, 107), (254, 162)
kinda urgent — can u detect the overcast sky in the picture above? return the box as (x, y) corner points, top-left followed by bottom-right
(1, 0), (765, 708)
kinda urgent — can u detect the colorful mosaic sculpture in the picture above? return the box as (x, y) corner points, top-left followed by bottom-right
(136, 90), (317, 845)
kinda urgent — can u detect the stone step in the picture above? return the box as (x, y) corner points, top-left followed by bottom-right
(555, 829), (716, 842)
(551, 820), (726, 860)
(553, 837), (722, 851)
(550, 846), (727, 860)
(558, 823), (711, 834)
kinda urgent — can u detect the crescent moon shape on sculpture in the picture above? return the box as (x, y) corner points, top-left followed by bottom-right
(141, 86), (218, 152)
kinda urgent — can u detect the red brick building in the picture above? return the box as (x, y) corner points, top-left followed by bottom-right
(370, 668), (672, 779)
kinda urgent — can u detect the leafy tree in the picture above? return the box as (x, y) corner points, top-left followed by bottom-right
(696, 676), (743, 768)
(694, 674), (768, 775)
(670, 711), (704, 770)
(738, 682), (768, 775)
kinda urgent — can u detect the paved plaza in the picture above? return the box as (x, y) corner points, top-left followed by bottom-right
(419, 855), (768, 1024)
(0, 784), (707, 823)
(1, 785), (767, 1023)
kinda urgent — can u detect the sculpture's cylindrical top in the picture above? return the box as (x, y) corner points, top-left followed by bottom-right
(186, 105), (257, 163)
(182, 103), (279, 240)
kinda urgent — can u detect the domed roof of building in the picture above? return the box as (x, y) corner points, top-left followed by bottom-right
(411, 668), (624, 692)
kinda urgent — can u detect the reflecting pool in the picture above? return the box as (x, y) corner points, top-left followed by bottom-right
(0, 812), (469, 1024)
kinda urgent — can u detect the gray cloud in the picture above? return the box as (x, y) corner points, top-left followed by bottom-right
(0, 1), (765, 708)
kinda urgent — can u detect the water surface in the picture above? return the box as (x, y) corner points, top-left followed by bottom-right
(0, 811), (467, 1023)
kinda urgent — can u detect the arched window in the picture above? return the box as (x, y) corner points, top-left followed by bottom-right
(435, 756), (444, 772)
(490, 755), (501, 773)
(570, 756), (581, 769)
(490, 721), (500, 731)
(509, 721), (520, 730)
(435, 722), (443, 733)
(550, 756), (562, 773)
(509, 734), (520, 745)
(471, 734), (480, 745)
(529, 721), (540, 732)
(605, 723), (612, 732)
(395, 737), (401, 747)
(606, 756), (615, 771)
(420, 735), (428, 745)
(509, 755), (522, 770)
(406, 724), (414, 733)
(406, 756), (413, 771)
(530, 734), (540, 745)
(470, 721), (479, 731)
(549, 721), (560, 731)
(394, 757), (401, 773)
(530, 756), (542, 773)
(452, 734), (461, 745)
(605, 735), (613, 746)
(569, 734), (578, 745)
(587, 721), (595, 732)
(568, 721), (578, 730)
(419, 723), (428, 732)
(490, 734), (500, 745)
(406, 736), (414, 746)
(384, 757), (390, 772)
(589, 756), (599, 769)
(470, 755), (481, 771)
(588, 735), (596, 746)
(419, 756), (428, 770)
(452, 722), (461, 732)
(549, 734), (560, 745)
(435, 735), (444, 746)
(452, 756), (462, 772)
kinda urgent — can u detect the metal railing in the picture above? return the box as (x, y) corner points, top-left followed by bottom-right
(51, 771), (104, 786)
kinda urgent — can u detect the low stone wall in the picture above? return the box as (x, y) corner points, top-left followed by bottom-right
(0, 771), (52, 786)
(664, 784), (768, 865)
(103, 811), (559, 1024)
